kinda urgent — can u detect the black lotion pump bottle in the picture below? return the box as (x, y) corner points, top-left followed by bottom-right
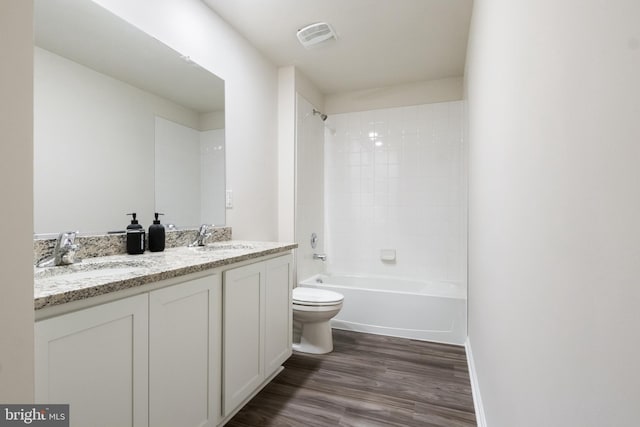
(149, 213), (165, 252)
(126, 213), (145, 255)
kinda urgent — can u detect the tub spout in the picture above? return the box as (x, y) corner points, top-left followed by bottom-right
(313, 253), (327, 261)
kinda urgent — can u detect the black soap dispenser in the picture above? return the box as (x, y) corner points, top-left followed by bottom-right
(126, 213), (145, 255)
(149, 213), (165, 252)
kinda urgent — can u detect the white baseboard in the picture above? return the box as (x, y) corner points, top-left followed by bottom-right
(465, 337), (487, 427)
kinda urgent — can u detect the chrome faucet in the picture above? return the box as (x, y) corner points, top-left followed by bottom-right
(189, 224), (213, 247)
(313, 253), (327, 261)
(37, 231), (81, 267)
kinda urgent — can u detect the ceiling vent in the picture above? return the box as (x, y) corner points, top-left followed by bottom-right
(296, 22), (337, 49)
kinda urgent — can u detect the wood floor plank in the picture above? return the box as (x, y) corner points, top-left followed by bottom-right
(226, 330), (476, 426)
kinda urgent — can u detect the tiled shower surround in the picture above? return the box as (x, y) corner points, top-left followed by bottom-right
(324, 101), (466, 282)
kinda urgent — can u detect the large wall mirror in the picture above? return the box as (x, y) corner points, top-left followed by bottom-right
(33, 0), (225, 234)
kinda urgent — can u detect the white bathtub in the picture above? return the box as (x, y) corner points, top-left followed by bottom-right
(298, 274), (467, 345)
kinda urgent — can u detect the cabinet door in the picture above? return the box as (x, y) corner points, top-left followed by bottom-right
(149, 274), (221, 427)
(222, 262), (265, 416)
(264, 255), (293, 376)
(35, 294), (149, 427)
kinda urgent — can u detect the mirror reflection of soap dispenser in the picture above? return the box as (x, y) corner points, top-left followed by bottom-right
(126, 213), (145, 255)
(149, 213), (165, 252)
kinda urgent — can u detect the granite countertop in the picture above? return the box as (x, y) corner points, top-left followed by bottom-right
(34, 240), (297, 310)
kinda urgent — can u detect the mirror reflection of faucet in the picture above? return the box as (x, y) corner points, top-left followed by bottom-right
(36, 231), (81, 267)
(313, 253), (327, 261)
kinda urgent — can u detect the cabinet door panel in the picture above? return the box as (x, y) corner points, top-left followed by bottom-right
(264, 255), (293, 376)
(149, 274), (220, 427)
(35, 294), (148, 427)
(222, 263), (264, 415)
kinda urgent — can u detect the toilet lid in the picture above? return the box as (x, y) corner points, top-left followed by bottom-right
(293, 287), (344, 305)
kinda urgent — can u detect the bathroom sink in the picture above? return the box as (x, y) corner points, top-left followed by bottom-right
(34, 259), (149, 281)
(192, 242), (256, 252)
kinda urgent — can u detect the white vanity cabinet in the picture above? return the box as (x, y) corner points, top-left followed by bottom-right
(35, 293), (150, 427)
(222, 261), (264, 414)
(35, 273), (221, 427)
(149, 275), (221, 427)
(222, 254), (293, 417)
(263, 255), (294, 375)
(35, 250), (293, 427)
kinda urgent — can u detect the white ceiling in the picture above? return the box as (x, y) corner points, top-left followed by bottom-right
(202, 0), (473, 95)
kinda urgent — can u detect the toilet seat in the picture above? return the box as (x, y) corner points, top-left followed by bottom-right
(293, 287), (343, 306)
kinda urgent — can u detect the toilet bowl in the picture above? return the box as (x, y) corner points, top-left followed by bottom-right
(292, 287), (344, 354)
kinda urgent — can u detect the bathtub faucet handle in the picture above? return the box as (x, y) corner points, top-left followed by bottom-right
(313, 253), (327, 261)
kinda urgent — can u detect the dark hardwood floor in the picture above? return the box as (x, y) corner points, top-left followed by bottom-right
(227, 330), (477, 427)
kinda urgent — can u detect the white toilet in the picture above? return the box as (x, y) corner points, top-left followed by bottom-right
(292, 287), (344, 354)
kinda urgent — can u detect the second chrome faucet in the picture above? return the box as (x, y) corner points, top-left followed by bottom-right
(189, 224), (214, 247)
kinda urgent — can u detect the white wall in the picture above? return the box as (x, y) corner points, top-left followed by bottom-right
(465, 0), (640, 426)
(155, 115), (225, 227)
(325, 101), (466, 282)
(278, 66), (326, 244)
(295, 95), (326, 281)
(95, 0), (279, 240)
(199, 111), (225, 131)
(155, 117), (201, 227)
(294, 70), (325, 115)
(278, 66), (325, 285)
(325, 77), (463, 115)
(154, 119), (226, 228)
(277, 67), (296, 242)
(200, 128), (226, 226)
(0, 0), (34, 402)
(34, 47), (200, 233)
